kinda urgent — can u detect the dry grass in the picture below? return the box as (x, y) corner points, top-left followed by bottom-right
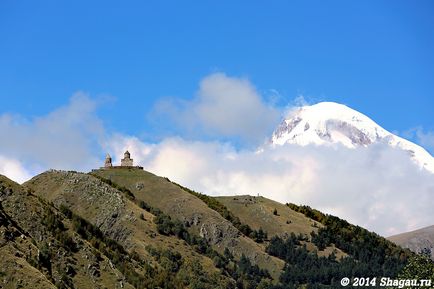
(217, 195), (347, 259)
(92, 168), (285, 281)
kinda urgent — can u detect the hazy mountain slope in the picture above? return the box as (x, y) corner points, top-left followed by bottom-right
(91, 168), (285, 280)
(270, 102), (434, 173)
(24, 170), (236, 287)
(0, 175), (136, 289)
(216, 195), (346, 259)
(388, 225), (434, 260)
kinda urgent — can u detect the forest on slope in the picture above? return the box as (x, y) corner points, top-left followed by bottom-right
(0, 168), (430, 289)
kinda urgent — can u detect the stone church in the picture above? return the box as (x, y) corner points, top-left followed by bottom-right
(102, 151), (143, 169)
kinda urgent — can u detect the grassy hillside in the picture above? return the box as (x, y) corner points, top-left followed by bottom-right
(24, 170), (241, 288)
(90, 168), (285, 280)
(217, 195), (319, 237)
(2, 168), (419, 289)
(1, 174), (136, 289)
(216, 195), (346, 259)
(270, 203), (414, 288)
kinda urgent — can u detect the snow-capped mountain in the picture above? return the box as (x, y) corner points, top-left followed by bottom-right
(270, 102), (434, 173)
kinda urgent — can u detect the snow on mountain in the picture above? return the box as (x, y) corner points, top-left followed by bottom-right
(270, 102), (434, 173)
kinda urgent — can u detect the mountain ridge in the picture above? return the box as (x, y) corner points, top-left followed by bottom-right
(269, 102), (434, 173)
(0, 168), (417, 288)
(388, 224), (434, 260)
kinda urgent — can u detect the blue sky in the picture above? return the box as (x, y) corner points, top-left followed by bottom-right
(1, 0), (433, 145)
(1, 1), (434, 235)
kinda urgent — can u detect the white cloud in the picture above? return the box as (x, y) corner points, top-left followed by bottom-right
(291, 95), (310, 107)
(401, 127), (434, 154)
(415, 129), (434, 152)
(0, 92), (104, 182)
(152, 73), (282, 144)
(0, 155), (32, 184)
(106, 135), (434, 236)
(1, 76), (432, 238)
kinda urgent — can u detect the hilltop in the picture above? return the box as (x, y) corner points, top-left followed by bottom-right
(0, 166), (417, 288)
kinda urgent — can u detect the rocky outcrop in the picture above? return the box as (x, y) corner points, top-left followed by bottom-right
(199, 221), (240, 246)
(0, 174), (135, 289)
(25, 171), (135, 247)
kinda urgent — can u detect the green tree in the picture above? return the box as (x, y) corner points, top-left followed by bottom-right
(397, 252), (434, 289)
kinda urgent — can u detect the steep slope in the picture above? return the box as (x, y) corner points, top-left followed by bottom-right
(0, 194), (56, 289)
(0, 174), (135, 289)
(217, 195), (319, 237)
(216, 195), (346, 259)
(215, 195), (413, 288)
(3, 168), (417, 288)
(270, 102), (434, 173)
(90, 168), (285, 280)
(268, 203), (413, 288)
(388, 225), (434, 260)
(24, 170), (237, 288)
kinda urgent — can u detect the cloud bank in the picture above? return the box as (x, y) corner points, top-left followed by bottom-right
(0, 93), (104, 181)
(105, 135), (434, 236)
(402, 127), (434, 155)
(1, 74), (433, 237)
(152, 73), (281, 144)
(0, 155), (32, 184)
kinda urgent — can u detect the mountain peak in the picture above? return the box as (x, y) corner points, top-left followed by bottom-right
(270, 102), (434, 173)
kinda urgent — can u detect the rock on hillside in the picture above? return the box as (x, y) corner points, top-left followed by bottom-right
(25, 170), (132, 247)
(0, 174), (135, 289)
(2, 168), (418, 288)
(24, 170), (237, 287)
(91, 168), (285, 279)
